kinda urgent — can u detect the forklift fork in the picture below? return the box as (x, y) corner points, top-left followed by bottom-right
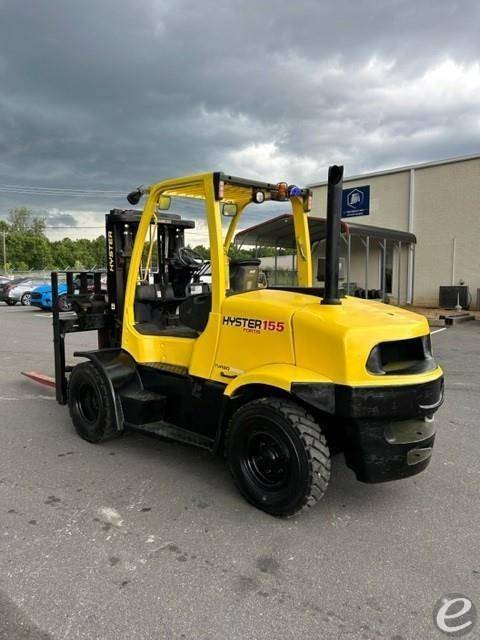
(51, 270), (111, 405)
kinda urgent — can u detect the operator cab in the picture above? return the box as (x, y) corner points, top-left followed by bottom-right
(111, 208), (262, 339)
(131, 211), (204, 337)
(103, 175), (311, 345)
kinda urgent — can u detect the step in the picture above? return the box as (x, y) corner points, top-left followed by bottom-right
(428, 318), (446, 328)
(127, 420), (214, 451)
(119, 390), (166, 425)
(439, 313), (476, 326)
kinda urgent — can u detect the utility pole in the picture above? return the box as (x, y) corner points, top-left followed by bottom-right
(1, 230), (6, 274)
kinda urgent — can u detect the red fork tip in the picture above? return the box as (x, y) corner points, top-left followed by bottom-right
(21, 371), (56, 388)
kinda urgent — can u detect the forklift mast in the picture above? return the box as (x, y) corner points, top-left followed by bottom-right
(105, 208), (142, 344)
(52, 207), (195, 405)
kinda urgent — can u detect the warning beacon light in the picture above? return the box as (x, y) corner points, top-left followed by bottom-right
(288, 185), (302, 197)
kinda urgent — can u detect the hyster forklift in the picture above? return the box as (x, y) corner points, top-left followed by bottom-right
(47, 166), (444, 517)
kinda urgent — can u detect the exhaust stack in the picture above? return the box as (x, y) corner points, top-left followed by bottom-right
(321, 164), (344, 305)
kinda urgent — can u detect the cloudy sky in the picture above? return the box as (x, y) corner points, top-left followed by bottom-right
(1, 0), (480, 242)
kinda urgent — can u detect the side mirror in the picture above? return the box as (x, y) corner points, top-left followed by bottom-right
(158, 195), (171, 211)
(222, 203), (237, 217)
(127, 187), (144, 205)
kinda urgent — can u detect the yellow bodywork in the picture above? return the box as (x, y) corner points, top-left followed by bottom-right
(121, 172), (443, 395)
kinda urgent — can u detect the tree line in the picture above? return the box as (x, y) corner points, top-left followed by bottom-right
(0, 207), (293, 272)
(0, 208), (106, 272)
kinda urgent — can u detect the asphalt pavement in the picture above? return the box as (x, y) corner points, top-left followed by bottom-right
(0, 304), (479, 640)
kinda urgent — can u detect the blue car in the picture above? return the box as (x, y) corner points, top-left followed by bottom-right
(30, 283), (70, 311)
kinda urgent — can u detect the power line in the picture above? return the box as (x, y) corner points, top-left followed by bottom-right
(43, 225), (207, 238)
(0, 183), (125, 194)
(45, 226), (105, 229)
(0, 189), (125, 199)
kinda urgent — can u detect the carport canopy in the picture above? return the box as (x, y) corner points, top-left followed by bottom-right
(233, 213), (416, 248)
(234, 213), (416, 304)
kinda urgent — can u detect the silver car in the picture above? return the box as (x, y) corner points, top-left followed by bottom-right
(3, 278), (50, 306)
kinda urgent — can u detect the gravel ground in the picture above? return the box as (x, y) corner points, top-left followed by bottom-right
(0, 304), (479, 640)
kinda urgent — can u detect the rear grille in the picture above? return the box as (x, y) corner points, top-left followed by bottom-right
(367, 336), (436, 375)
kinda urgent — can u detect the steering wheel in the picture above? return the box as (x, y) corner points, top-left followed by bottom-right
(174, 246), (205, 269)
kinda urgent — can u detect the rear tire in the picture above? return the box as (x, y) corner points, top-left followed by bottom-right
(68, 362), (120, 443)
(21, 292), (31, 306)
(5, 299), (16, 306)
(226, 397), (331, 517)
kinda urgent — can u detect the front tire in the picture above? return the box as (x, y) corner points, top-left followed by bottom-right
(21, 292), (31, 306)
(68, 362), (120, 443)
(226, 397), (331, 517)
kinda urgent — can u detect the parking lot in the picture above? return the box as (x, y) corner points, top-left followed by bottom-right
(0, 303), (479, 640)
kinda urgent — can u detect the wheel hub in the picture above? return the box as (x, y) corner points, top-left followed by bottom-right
(77, 384), (100, 424)
(246, 432), (290, 487)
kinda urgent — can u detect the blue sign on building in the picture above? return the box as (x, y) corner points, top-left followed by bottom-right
(342, 185), (370, 218)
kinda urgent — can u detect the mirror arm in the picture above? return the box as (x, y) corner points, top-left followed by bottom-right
(223, 201), (248, 254)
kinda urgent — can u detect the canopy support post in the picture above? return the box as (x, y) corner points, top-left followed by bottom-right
(274, 246), (278, 286)
(397, 241), (402, 305)
(410, 244), (416, 305)
(365, 236), (369, 299)
(341, 234), (351, 296)
(380, 239), (387, 302)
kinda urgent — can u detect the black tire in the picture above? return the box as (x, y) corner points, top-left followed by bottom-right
(58, 294), (71, 312)
(226, 397), (331, 517)
(21, 292), (31, 306)
(5, 299), (17, 306)
(68, 362), (120, 443)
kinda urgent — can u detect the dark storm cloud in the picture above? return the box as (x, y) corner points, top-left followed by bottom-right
(43, 212), (79, 227)
(0, 0), (480, 236)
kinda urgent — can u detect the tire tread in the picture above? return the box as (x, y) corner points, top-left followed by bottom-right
(68, 362), (118, 443)
(226, 396), (331, 517)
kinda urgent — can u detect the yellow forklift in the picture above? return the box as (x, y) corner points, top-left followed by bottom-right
(48, 166), (444, 516)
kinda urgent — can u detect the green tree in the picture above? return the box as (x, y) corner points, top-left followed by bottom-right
(191, 244), (210, 260)
(90, 236), (106, 268)
(6, 232), (52, 269)
(8, 207), (46, 235)
(1, 206), (107, 270)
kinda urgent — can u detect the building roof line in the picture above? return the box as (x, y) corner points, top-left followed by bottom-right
(234, 213), (416, 248)
(307, 152), (480, 188)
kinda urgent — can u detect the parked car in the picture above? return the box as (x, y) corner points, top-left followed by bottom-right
(0, 277), (26, 303)
(2, 278), (49, 305)
(0, 278), (28, 305)
(30, 274), (106, 311)
(30, 282), (70, 311)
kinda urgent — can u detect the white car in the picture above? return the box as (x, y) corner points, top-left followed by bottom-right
(3, 278), (50, 306)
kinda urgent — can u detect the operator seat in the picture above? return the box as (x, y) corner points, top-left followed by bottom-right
(134, 284), (199, 337)
(178, 293), (211, 333)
